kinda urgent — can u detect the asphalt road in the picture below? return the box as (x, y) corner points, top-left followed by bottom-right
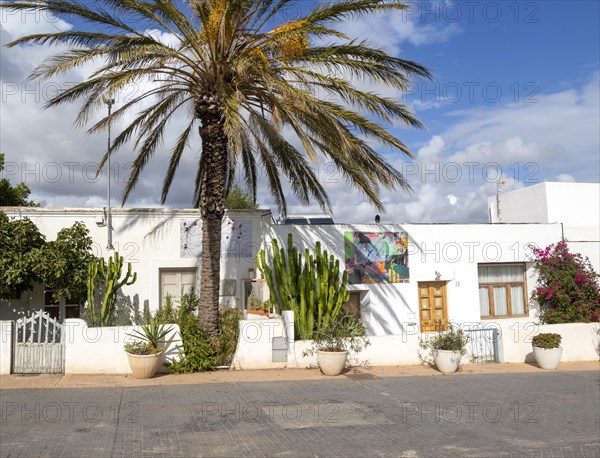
(1, 370), (599, 457)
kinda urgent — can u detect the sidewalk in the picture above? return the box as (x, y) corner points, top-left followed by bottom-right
(1, 360), (598, 389)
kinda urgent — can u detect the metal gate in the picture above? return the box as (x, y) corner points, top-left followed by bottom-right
(465, 327), (499, 364)
(13, 309), (64, 373)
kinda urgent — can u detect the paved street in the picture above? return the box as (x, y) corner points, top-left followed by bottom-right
(1, 370), (599, 457)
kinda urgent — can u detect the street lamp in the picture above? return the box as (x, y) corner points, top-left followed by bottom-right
(104, 97), (115, 251)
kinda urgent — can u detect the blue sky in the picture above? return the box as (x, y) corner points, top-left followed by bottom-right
(0, 0), (598, 223)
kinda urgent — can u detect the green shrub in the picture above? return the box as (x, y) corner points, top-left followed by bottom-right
(532, 333), (562, 349)
(304, 313), (369, 355)
(420, 324), (469, 355)
(155, 294), (177, 323)
(211, 307), (242, 366)
(154, 290), (241, 372)
(168, 309), (217, 373)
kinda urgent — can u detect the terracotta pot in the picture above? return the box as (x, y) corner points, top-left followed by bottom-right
(434, 349), (462, 373)
(316, 350), (348, 376)
(533, 346), (563, 370)
(126, 351), (163, 379)
(247, 309), (269, 317)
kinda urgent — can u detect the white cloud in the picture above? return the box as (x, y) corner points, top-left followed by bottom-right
(321, 73), (600, 224)
(0, 12), (200, 209)
(417, 135), (445, 161)
(1, 10), (72, 36)
(2, 11), (597, 227)
(554, 174), (576, 183)
(335, 6), (462, 51)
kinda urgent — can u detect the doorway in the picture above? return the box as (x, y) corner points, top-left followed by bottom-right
(418, 281), (448, 332)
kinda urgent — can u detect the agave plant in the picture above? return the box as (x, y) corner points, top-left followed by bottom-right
(127, 316), (174, 351)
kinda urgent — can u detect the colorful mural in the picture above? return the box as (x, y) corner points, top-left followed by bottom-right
(344, 231), (409, 284)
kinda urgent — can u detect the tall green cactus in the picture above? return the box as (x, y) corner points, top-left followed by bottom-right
(86, 251), (137, 327)
(256, 233), (349, 339)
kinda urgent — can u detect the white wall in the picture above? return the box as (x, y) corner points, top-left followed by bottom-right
(230, 321), (599, 370)
(498, 321), (600, 363)
(0, 207), (272, 321)
(63, 319), (182, 374)
(0, 321), (13, 374)
(489, 183), (549, 223)
(544, 182), (600, 228)
(231, 317), (287, 370)
(488, 182), (600, 272)
(263, 223), (562, 335)
(489, 182), (600, 226)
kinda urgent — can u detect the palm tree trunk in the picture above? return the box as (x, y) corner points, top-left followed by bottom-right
(197, 95), (228, 337)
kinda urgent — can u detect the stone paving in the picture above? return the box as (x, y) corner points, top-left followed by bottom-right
(1, 370), (599, 457)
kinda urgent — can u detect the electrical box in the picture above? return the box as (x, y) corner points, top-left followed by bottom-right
(272, 337), (287, 362)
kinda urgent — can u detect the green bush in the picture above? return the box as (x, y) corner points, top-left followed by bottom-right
(155, 294), (178, 323)
(532, 333), (562, 349)
(168, 310), (217, 373)
(304, 313), (369, 355)
(211, 307), (242, 366)
(155, 291), (242, 372)
(420, 324), (469, 355)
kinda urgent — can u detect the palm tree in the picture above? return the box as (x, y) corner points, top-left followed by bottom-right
(2, 0), (431, 336)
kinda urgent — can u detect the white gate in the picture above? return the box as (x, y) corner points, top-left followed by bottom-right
(13, 310), (64, 374)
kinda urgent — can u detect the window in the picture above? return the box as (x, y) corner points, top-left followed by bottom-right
(342, 291), (362, 317)
(478, 264), (527, 318)
(44, 287), (80, 321)
(160, 269), (196, 306)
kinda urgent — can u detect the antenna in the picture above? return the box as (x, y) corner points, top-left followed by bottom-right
(496, 179), (506, 222)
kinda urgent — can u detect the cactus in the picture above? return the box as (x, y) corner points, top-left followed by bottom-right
(86, 251), (137, 327)
(256, 233), (349, 339)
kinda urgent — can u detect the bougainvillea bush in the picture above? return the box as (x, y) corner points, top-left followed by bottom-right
(531, 241), (600, 323)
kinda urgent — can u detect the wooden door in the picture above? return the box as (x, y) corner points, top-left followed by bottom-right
(418, 282), (448, 332)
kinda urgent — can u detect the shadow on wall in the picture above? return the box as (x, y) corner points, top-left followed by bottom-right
(266, 224), (421, 335)
(115, 209), (181, 245)
(81, 289), (149, 326)
(367, 285), (417, 335)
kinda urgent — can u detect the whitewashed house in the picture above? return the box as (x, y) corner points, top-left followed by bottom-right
(0, 207), (272, 322)
(2, 181), (599, 373)
(263, 222), (563, 336)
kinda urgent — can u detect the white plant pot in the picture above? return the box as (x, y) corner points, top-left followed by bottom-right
(316, 350), (348, 376)
(126, 351), (163, 379)
(434, 350), (462, 373)
(533, 346), (563, 370)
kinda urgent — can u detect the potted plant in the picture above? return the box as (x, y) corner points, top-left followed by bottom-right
(246, 294), (270, 318)
(304, 315), (370, 376)
(420, 324), (469, 373)
(125, 317), (173, 379)
(532, 333), (562, 369)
